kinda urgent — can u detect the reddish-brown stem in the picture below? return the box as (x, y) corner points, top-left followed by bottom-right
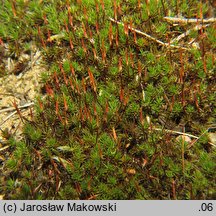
(53, 71), (60, 89)
(109, 23), (113, 45)
(45, 84), (54, 98)
(118, 57), (122, 72)
(82, 22), (88, 38)
(95, 21), (99, 35)
(69, 77), (75, 91)
(82, 77), (86, 93)
(64, 20), (69, 33)
(37, 98), (43, 111)
(92, 48), (97, 60)
(55, 98), (59, 115)
(100, 0), (104, 11)
(103, 100), (109, 122)
(138, 60), (142, 76)
(37, 26), (46, 49)
(11, 0), (17, 17)
(67, 6), (73, 28)
(124, 22), (129, 36)
(12, 99), (24, 123)
(101, 40), (106, 63)
(140, 107), (144, 125)
(125, 49), (128, 66)
(70, 64), (75, 77)
(83, 6), (88, 21)
(69, 37), (74, 50)
(130, 52), (134, 68)
(115, 30), (119, 47)
(179, 50), (184, 84)
(81, 38), (87, 53)
(119, 87), (124, 102)
(63, 93), (68, 112)
(172, 179), (176, 199)
(88, 68), (97, 92)
(60, 63), (68, 86)
(113, 0), (117, 20)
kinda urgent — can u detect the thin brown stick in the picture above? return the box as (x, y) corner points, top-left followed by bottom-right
(164, 17), (216, 24)
(109, 17), (166, 45)
(170, 24), (210, 44)
(0, 110), (17, 126)
(182, 137), (185, 187)
(152, 127), (216, 148)
(0, 102), (34, 127)
(0, 145), (10, 152)
(0, 102), (34, 114)
(187, 129), (209, 148)
(108, 17), (188, 50)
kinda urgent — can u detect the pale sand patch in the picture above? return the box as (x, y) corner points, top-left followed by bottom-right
(0, 63), (46, 143)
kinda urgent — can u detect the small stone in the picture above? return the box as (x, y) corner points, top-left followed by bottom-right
(208, 133), (216, 145)
(126, 169), (136, 175)
(176, 135), (192, 144)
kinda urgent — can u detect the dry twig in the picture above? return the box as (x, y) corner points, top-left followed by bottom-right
(0, 102), (34, 127)
(0, 110), (17, 127)
(0, 102), (34, 114)
(109, 17), (188, 50)
(170, 24), (210, 44)
(152, 127), (216, 148)
(164, 17), (216, 24)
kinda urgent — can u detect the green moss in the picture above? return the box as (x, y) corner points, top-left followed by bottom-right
(1, 0), (215, 200)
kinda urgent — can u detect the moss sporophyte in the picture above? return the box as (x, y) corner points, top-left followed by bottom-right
(0, 0), (215, 199)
